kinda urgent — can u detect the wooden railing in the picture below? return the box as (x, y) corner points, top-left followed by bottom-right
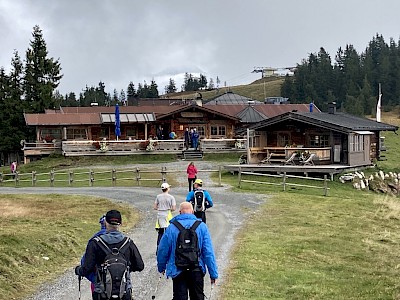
(22, 138), (247, 157)
(249, 146), (331, 164)
(238, 168), (330, 196)
(0, 166), (223, 188)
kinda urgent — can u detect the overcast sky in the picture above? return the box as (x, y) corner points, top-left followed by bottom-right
(1, 0), (400, 97)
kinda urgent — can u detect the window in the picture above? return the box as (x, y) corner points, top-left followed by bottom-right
(277, 133), (290, 147)
(191, 126), (205, 137)
(99, 127), (109, 138)
(197, 126), (205, 137)
(67, 128), (87, 140)
(310, 135), (329, 147)
(40, 128), (62, 141)
(350, 134), (364, 152)
(210, 125), (226, 137)
(126, 128), (136, 138)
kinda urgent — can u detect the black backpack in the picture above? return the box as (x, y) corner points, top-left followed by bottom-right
(193, 190), (205, 212)
(172, 220), (201, 270)
(94, 236), (131, 300)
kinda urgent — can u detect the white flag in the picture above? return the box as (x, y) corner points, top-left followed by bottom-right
(376, 93), (382, 123)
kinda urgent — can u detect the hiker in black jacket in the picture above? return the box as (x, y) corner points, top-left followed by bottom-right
(75, 210), (144, 300)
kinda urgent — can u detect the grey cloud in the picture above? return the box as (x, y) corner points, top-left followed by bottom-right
(1, 0), (400, 95)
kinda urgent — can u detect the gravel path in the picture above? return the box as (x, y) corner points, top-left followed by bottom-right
(0, 160), (269, 300)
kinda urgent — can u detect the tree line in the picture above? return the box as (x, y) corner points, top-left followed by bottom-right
(281, 34), (400, 116)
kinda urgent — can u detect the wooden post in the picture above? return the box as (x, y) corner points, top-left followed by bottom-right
(218, 165), (222, 186)
(32, 171), (36, 187)
(89, 169), (94, 187)
(161, 166), (166, 183)
(238, 166), (242, 188)
(283, 172), (287, 191)
(0, 172), (3, 186)
(324, 175), (328, 196)
(136, 167), (140, 186)
(15, 171), (19, 187)
(50, 170), (54, 187)
(112, 169), (116, 187)
(69, 171), (74, 186)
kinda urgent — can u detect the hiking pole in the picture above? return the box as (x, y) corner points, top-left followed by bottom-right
(78, 275), (82, 300)
(208, 282), (215, 300)
(151, 275), (162, 299)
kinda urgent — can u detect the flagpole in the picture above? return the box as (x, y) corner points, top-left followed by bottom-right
(376, 83), (382, 123)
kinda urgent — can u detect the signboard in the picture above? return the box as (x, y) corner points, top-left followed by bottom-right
(181, 112), (204, 118)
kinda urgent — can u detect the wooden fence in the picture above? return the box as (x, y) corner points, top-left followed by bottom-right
(0, 166), (223, 188)
(238, 167), (330, 196)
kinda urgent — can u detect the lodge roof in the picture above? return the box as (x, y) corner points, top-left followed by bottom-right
(207, 104), (317, 121)
(249, 111), (399, 133)
(24, 113), (101, 125)
(205, 91), (256, 105)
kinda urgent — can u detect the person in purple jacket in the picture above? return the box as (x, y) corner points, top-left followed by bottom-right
(157, 202), (218, 300)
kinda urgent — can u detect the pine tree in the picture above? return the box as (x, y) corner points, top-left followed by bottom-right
(149, 79), (159, 98)
(24, 25), (63, 113)
(127, 81), (136, 98)
(208, 78), (215, 90)
(165, 78), (177, 94)
(119, 89), (126, 105)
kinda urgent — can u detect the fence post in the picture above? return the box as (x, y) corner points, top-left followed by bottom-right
(136, 167), (140, 186)
(89, 169), (94, 187)
(283, 172), (287, 191)
(218, 165), (222, 186)
(238, 166), (242, 188)
(50, 170), (54, 187)
(0, 172), (3, 186)
(112, 169), (116, 187)
(324, 175), (328, 196)
(161, 166), (166, 183)
(69, 171), (74, 186)
(32, 171), (36, 187)
(15, 171), (19, 187)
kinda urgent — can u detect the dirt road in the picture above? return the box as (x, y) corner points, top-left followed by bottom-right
(0, 161), (268, 300)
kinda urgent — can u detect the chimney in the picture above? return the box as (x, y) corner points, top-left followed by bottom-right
(328, 102), (336, 114)
(309, 102), (313, 112)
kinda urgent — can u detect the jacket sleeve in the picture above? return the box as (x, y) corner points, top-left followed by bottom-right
(129, 241), (144, 272)
(157, 227), (172, 273)
(200, 224), (218, 279)
(80, 240), (97, 277)
(186, 191), (194, 202)
(205, 191), (213, 208)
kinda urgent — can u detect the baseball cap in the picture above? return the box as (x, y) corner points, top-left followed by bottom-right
(161, 182), (170, 189)
(194, 178), (203, 185)
(105, 210), (122, 225)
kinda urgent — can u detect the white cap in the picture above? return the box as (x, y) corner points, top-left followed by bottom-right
(161, 182), (170, 189)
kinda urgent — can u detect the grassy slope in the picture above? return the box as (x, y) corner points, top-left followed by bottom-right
(0, 195), (138, 300)
(172, 77), (284, 101)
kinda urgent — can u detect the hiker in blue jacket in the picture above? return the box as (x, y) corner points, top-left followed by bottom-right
(157, 202), (218, 300)
(80, 214), (107, 293)
(186, 178), (213, 223)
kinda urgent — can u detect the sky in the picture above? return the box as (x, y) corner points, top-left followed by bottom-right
(1, 0), (400, 97)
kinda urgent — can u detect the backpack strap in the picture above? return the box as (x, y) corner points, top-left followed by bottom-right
(172, 220), (185, 231)
(94, 236), (112, 255)
(94, 236), (130, 255)
(190, 220), (201, 231)
(172, 220), (201, 231)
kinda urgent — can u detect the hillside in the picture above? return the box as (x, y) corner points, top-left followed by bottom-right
(166, 77), (284, 101)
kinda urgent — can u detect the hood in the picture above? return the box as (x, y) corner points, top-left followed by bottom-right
(170, 213), (198, 223)
(100, 231), (125, 244)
